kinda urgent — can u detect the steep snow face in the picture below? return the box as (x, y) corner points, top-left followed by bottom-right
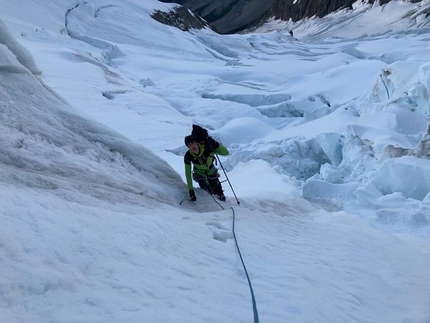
(0, 16), (184, 206)
(0, 18), (41, 74)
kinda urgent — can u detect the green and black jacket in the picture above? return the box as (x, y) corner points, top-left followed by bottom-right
(184, 143), (229, 190)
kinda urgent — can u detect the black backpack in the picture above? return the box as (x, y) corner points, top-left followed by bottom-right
(191, 124), (220, 152)
(192, 124), (208, 143)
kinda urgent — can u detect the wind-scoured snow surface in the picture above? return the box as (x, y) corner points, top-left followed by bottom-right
(1, 1), (430, 322)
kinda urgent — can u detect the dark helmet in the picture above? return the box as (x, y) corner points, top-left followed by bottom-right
(184, 135), (196, 146)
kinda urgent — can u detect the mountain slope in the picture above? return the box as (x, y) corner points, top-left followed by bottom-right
(159, 0), (427, 34)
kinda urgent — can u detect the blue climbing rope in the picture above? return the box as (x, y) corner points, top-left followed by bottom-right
(179, 195), (259, 322)
(231, 206), (259, 323)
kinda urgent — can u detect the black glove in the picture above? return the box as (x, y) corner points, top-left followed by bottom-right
(205, 136), (220, 149)
(189, 189), (196, 201)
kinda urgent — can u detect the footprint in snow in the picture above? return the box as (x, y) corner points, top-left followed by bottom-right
(206, 220), (233, 242)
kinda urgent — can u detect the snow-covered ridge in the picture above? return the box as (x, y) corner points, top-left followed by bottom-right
(0, 15), (184, 206)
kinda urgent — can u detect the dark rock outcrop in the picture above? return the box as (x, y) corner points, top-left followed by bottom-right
(269, 0), (356, 22)
(151, 5), (212, 32)
(158, 0), (275, 34)
(267, 0), (395, 22)
(158, 0), (424, 34)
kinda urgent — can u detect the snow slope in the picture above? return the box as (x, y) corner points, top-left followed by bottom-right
(1, 1), (430, 322)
